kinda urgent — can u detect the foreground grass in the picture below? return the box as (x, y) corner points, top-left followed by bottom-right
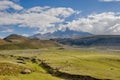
(0, 48), (120, 80)
(0, 52), (61, 80)
(0, 62), (61, 80)
(38, 48), (120, 80)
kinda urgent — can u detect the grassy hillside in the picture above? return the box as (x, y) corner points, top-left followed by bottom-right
(0, 51), (61, 80)
(4, 34), (29, 43)
(0, 48), (120, 80)
(38, 48), (120, 80)
(0, 39), (8, 45)
(0, 34), (60, 50)
(0, 34), (120, 80)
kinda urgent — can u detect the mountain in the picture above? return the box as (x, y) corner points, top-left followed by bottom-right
(31, 28), (92, 40)
(0, 34), (60, 50)
(52, 35), (120, 49)
(4, 34), (29, 43)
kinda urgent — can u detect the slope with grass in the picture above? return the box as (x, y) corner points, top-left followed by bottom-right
(0, 39), (8, 45)
(0, 51), (61, 80)
(38, 48), (120, 80)
(0, 34), (60, 50)
(0, 48), (119, 80)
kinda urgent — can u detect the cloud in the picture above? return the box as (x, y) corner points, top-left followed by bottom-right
(60, 12), (120, 35)
(0, 0), (23, 10)
(0, 0), (79, 34)
(1, 28), (14, 33)
(0, 0), (120, 35)
(99, 0), (120, 2)
(22, 34), (29, 37)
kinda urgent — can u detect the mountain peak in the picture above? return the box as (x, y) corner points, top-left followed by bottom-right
(31, 29), (92, 40)
(4, 34), (29, 42)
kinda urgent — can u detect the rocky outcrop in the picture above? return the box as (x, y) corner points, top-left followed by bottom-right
(21, 69), (32, 74)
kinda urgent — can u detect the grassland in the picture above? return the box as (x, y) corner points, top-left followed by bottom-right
(0, 49), (61, 80)
(0, 34), (60, 50)
(0, 48), (120, 80)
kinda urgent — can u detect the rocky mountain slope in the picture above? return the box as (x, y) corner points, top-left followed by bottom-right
(52, 35), (120, 49)
(31, 28), (92, 39)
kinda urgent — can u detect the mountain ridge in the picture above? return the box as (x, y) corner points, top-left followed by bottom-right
(0, 34), (60, 50)
(31, 28), (92, 39)
(52, 35), (120, 49)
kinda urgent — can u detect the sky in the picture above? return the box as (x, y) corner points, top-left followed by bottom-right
(0, 0), (120, 38)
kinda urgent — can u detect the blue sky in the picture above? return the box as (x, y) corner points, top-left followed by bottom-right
(0, 0), (120, 38)
(19, 0), (120, 17)
(20, 0), (120, 11)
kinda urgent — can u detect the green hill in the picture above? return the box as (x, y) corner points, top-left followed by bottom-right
(0, 34), (60, 50)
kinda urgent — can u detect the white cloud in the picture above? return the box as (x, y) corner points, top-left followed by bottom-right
(0, 0), (23, 10)
(0, 0), (120, 35)
(0, 1), (78, 34)
(61, 12), (120, 35)
(22, 34), (29, 37)
(1, 28), (14, 33)
(26, 6), (50, 13)
(99, 0), (120, 2)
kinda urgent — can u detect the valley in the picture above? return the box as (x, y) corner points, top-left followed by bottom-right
(0, 34), (120, 80)
(0, 0), (120, 80)
(0, 47), (120, 80)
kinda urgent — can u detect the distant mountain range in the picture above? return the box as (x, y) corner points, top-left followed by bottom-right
(0, 34), (120, 50)
(52, 35), (120, 49)
(31, 28), (92, 39)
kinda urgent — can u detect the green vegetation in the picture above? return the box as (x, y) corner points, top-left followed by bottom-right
(0, 48), (120, 80)
(0, 50), (61, 80)
(0, 62), (32, 76)
(0, 34), (60, 50)
(38, 48), (120, 80)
